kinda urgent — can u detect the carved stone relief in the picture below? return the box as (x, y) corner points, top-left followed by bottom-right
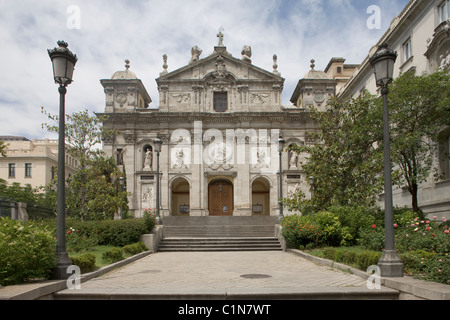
(142, 185), (155, 210)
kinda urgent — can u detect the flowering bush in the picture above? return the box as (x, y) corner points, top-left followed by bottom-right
(281, 214), (324, 248)
(143, 208), (157, 233)
(357, 224), (385, 251)
(65, 226), (98, 252)
(358, 212), (450, 284)
(395, 216), (449, 255)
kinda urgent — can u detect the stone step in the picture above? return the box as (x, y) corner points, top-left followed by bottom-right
(53, 287), (400, 300)
(159, 216), (281, 251)
(158, 237), (282, 252)
(162, 216), (279, 226)
(163, 226), (276, 238)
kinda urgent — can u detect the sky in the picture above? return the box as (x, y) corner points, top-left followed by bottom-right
(0, 0), (410, 140)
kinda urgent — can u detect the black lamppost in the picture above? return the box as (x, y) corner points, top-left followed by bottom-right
(308, 176), (314, 200)
(119, 176), (125, 219)
(48, 41), (77, 280)
(153, 138), (162, 225)
(370, 43), (403, 277)
(277, 138), (285, 224)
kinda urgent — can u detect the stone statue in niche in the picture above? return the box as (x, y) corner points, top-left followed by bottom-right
(190, 46), (202, 64)
(241, 45), (252, 63)
(439, 50), (450, 71)
(289, 151), (298, 169)
(115, 148), (125, 165)
(143, 148), (153, 170)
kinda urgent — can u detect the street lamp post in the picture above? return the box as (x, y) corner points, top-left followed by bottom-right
(153, 138), (163, 225)
(48, 41), (77, 280)
(370, 43), (403, 277)
(119, 176), (125, 219)
(308, 176), (314, 200)
(277, 138), (285, 224)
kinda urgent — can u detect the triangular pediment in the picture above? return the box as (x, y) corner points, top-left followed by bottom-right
(156, 49), (284, 85)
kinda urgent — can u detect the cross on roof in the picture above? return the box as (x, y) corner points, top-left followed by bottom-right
(217, 27), (224, 46)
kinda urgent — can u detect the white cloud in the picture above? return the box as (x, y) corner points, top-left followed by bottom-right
(0, 0), (409, 139)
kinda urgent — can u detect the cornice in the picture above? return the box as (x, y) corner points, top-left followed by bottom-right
(98, 111), (313, 125)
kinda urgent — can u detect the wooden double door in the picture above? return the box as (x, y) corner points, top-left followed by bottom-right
(208, 180), (234, 216)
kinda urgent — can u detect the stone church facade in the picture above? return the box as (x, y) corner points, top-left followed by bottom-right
(99, 32), (338, 218)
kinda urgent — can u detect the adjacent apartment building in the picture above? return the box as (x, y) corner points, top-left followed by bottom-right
(0, 136), (78, 190)
(338, 0), (450, 218)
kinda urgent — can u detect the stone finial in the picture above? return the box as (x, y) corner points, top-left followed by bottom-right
(310, 59), (315, 70)
(273, 54), (280, 76)
(125, 59), (130, 70)
(160, 54), (168, 76)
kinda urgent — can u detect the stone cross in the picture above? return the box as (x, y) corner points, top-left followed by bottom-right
(217, 27), (224, 46)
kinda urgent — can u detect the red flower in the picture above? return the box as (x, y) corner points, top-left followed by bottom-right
(67, 230), (72, 234)
(372, 224), (376, 229)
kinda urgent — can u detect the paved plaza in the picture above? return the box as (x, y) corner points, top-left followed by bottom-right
(78, 251), (367, 290)
(54, 250), (400, 300)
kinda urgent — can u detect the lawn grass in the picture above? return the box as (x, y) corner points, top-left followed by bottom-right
(68, 245), (135, 269)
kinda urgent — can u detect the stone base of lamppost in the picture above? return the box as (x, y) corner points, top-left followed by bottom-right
(378, 250), (404, 277)
(52, 252), (72, 280)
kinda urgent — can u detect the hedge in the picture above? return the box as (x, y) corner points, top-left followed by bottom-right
(66, 218), (149, 247)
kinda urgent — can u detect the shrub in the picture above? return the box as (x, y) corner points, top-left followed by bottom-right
(102, 247), (124, 263)
(313, 210), (353, 246)
(315, 246), (381, 271)
(70, 253), (96, 273)
(143, 209), (157, 233)
(322, 247), (336, 260)
(328, 206), (376, 239)
(395, 217), (449, 255)
(66, 226), (99, 252)
(355, 251), (382, 270)
(281, 214), (324, 248)
(0, 217), (55, 286)
(123, 242), (148, 255)
(400, 250), (449, 285)
(357, 225), (385, 251)
(68, 218), (148, 247)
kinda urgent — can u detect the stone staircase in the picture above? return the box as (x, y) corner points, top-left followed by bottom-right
(158, 216), (282, 252)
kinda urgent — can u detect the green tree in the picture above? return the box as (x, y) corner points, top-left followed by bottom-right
(388, 70), (450, 214)
(0, 141), (8, 157)
(41, 108), (117, 217)
(287, 93), (384, 212)
(66, 156), (127, 220)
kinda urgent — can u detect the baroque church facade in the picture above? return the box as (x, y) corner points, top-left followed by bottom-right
(99, 0), (450, 220)
(99, 31), (339, 218)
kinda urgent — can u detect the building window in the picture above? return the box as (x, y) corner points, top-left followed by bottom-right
(25, 163), (32, 177)
(403, 39), (412, 62)
(214, 92), (228, 112)
(439, 0), (449, 23)
(336, 66), (342, 74)
(8, 163), (15, 178)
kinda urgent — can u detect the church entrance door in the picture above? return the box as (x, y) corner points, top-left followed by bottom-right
(208, 179), (233, 216)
